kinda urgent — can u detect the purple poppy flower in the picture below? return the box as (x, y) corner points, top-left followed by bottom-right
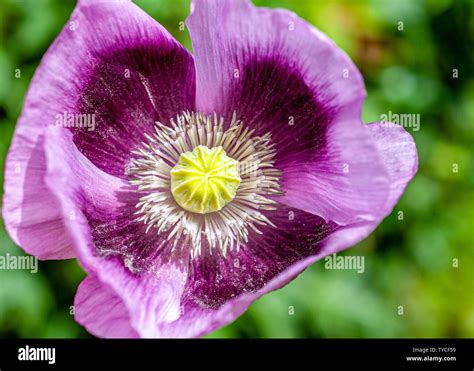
(3, 0), (417, 338)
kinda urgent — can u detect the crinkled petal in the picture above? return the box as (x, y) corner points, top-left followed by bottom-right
(134, 221), (382, 338)
(69, 1), (195, 177)
(2, 136), (75, 259)
(3, 0), (195, 259)
(365, 122), (419, 212)
(74, 258), (188, 338)
(43, 126), (189, 338)
(187, 0), (364, 119)
(74, 275), (139, 338)
(73, 205), (336, 338)
(187, 0), (390, 224)
(278, 116), (390, 224)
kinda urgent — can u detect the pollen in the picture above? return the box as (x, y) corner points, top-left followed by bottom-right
(170, 145), (241, 214)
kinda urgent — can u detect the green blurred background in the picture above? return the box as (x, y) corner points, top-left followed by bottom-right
(0, 0), (473, 338)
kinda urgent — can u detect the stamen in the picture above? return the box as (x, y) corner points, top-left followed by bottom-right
(127, 112), (282, 258)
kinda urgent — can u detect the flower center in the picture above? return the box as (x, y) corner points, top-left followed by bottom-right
(128, 111), (282, 259)
(170, 145), (241, 214)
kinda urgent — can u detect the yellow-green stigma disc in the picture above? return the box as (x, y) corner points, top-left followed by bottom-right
(170, 145), (241, 214)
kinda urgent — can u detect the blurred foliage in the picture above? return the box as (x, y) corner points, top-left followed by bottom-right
(0, 0), (473, 338)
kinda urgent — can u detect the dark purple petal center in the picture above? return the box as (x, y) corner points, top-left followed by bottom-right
(72, 45), (196, 178)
